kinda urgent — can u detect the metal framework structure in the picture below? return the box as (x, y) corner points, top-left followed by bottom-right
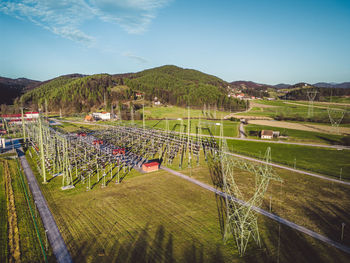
(23, 114), (207, 190)
(207, 123), (282, 256)
(306, 89), (318, 118)
(327, 107), (345, 134)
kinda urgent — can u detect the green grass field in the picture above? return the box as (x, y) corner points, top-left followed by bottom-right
(322, 96), (350, 104)
(225, 139), (350, 179)
(0, 157), (54, 262)
(24, 148), (350, 263)
(173, 154), (350, 250)
(140, 105), (231, 119)
(0, 161), (8, 263)
(241, 100), (350, 123)
(244, 124), (344, 145)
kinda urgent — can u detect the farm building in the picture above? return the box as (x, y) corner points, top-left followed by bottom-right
(92, 112), (111, 120)
(142, 162), (159, 172)
(260, 130), (273, 139)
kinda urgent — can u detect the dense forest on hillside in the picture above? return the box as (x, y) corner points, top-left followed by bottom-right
(16, 65), (246, 113)
(124, 65), (245, 110)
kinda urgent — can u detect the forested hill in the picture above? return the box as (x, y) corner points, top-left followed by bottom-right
(0, 77), (40, 104)
(17, 65), (246, 113)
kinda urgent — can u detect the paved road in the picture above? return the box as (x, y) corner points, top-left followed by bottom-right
(161, 166), (350, 255)
(225, 151), (350, 186)
(17, 148), (73, 263)
(239, 122), (246, 138)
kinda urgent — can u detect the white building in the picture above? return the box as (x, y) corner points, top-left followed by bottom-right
(92, 112), (111, 120)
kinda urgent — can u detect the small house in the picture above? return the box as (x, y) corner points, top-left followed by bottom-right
(260, 130), (273, 139)
(142, 162), (159, 172)
(92, 112), (111, 120)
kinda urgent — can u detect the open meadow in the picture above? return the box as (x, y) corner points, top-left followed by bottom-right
(24, 147), (350, 263)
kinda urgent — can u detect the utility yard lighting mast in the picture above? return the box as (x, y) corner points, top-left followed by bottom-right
(143, 104), (145, 130)
(38, 115), (47, 183)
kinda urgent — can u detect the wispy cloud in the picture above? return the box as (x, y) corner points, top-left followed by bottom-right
(0, 0), (172, 44)
(122, 51), (148, 63)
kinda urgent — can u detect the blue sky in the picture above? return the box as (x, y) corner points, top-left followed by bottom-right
(0, 0), (349, 84)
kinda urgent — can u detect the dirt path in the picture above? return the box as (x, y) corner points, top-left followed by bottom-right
(248, 120), (350, 135)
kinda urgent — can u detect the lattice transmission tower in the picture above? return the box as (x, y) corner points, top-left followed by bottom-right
(218, 123), (282, 256)
(327, 107), (345, 134)
(307, 89), (318, 118)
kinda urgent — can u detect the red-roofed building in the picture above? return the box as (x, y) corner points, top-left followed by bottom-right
(0, 112), (39, 123)
(142, 162), (159, 172)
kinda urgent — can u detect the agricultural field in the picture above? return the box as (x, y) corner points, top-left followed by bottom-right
(0, 156), (54, 262)
(25, 149), (350, 263)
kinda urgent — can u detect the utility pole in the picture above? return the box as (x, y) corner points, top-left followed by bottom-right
(341, 223), (345, 242)
(38, 115), (47, 183)
(188, 106), (191, 169)
(45, 98), (48, 118)
(21, 108), (26, 143)
(143, 104), (145, 130)
(104, 92), (107, 110)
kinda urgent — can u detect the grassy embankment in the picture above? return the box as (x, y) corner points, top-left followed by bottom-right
(24, 147), (350, 263)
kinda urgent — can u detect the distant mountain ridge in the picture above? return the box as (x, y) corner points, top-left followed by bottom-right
(313, 82), (350, 89)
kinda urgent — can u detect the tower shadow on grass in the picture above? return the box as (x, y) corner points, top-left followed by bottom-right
(70, 223), (229, 263)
